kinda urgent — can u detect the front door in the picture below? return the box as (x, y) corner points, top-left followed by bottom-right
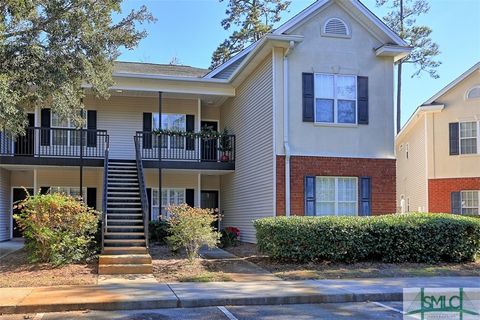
(201, 190), (219, 229)
(12, 188), (34, 237)
(201, 121), (218, 161)
(14, 113), (35, 156)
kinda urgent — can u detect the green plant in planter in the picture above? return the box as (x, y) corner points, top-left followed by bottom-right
(218, 128), (232, 162)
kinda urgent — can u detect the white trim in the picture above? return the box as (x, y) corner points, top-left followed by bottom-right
(113, 72), (230, 83)
(460, 190), (480, 215)
(375, 44), (412, 62)
(11, 186), (34, 240)
(271, 48), (277, 216)
(423, 62), (480, 105)
(424, 115), (429, 212)
(459, 120), (480, 155)
(204, 42), (257, 78)
(466, 85), (480, 100)
(396, 104), (444, 141)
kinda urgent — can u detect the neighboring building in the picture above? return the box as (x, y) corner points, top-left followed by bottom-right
(0, 0), (410, 251)
(396, 62), (480, 214)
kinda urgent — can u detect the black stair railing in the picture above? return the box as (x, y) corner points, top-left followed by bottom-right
(134, 135), (149, 249)
(101, 135), (110, 251)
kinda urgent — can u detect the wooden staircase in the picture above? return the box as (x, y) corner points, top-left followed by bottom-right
(98, 159), (152, 275)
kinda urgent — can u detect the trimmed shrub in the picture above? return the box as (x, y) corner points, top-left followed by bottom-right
(254, 213), (480, 264)
(149, 220), (170, 244)
(13, 192), (100, 265)
(167, 204), (220, 261)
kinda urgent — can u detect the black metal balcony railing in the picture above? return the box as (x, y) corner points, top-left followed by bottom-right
(135, 131), (235, 162)
(0, 127), (109, 158)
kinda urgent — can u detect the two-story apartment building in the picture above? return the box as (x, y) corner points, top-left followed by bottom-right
(396, 62), (480, 214)
(0, 0), (410, 268)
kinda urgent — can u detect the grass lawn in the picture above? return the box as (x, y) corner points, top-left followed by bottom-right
(150, 244), (232, 282)
(0, 249), (97, 287)
(225, 242), (480, 280)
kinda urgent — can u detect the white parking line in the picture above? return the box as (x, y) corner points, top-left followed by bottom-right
(217, 306), (239, 320)
(372, 301), (405, 315)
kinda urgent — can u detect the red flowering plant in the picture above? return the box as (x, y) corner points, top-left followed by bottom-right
(220, 226), (240, 248)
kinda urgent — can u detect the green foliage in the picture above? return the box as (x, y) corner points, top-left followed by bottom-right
(149, 220), (170, 245)
(13, 192), (100, 265)
(254, 213), (480, 264)
(0, 1), (155, 135)
(210, 0), (290, 69)
(166, 204), (221, 261)
(220, 227), (240, 248)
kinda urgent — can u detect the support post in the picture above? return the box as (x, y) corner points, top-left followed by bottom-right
(80, 129), (83, 197)
(158, 92), (162, 216)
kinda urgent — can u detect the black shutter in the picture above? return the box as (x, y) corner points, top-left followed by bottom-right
(449, 123), (459, 155)
(87, 110), (97, 147)
(304, 176), (316, 216)
(40, 108), (51, 146)
(357, 76), (369, 125)
(451, 192), (461, 214)
(186, 189), (194, 207)
(87, 188), (97, 209)
(146, 188), (152, 221)
(359, 177), (371, 216)
(40, 187), (50, 195)
(143, 113), (152, 149)
(186, 115), (195, 151)
(302, 73), (314, 122)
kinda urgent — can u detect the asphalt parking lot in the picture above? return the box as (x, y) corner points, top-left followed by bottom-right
(0, 301), (405, 320)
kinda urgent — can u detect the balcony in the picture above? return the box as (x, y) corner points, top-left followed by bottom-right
(0, 127), (109, 166)
(134, 131), (235, 170)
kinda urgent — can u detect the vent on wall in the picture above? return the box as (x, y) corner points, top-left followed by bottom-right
(323, 18), (349, 37)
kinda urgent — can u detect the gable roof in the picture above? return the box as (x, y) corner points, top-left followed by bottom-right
(422, 62), (480, 105)
(114, 61), (209, 78)
(206, 0), (408, 78)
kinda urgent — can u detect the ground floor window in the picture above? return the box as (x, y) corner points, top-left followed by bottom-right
(49, 186), (87, 202)
(152, 188), (186, 220)
(316, 176), (357, 216)
(461, 190), (479, 215)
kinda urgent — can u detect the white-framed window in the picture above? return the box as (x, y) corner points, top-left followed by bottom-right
(461, 190), (479, 215)
(466, 86), (480, 100)
(153, 113), (186, 149)
(51, 111), (87, 146)
(49, 186), (87, 202)
(315, 73), (357, 124)
(459, 121), (478, 154)
(316, 177), (357, 216)
(152, 188), (186, 220)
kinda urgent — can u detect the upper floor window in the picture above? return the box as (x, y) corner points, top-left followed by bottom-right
(51, 111), (87, 146)
(466, 86), (480, 100)
(152, 113), (186, 149)
(315, 73), (357, 124)
(460, 121), (478, 154)
(323, 18), (350, 37)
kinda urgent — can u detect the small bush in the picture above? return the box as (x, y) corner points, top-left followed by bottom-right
(254, 213), (480, 264)
(220, 227), (240, 248)
(14, 192), (100, 265)
(149, 220), (170, 244)
(166, 204), (220, 261)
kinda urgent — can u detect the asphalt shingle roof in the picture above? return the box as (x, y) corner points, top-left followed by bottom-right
(114, 61), (210, 78)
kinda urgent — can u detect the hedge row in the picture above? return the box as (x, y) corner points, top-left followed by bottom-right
(253, 213), (480, 263)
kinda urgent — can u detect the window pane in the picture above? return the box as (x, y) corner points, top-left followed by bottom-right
(317, 202), (335, 216)
(462, 191), (479, 208)
(315, 74), (334, 98)
(316, 177), (335, 201)
(161, 114), (169, 130)
(338, 203), (356, 216)
(316, 99), (334, 123)
(337, 100), (356, 124)
(170, 115), (186, 131)
(153, 113), (160, 130)
(336, 75), (356, 100)
(338, 178), (356, 201)
(461, 138), (477, 154)
(460, 122), (477, 138)
(152, 189), (159, 206)
(52, 113), (68, 127)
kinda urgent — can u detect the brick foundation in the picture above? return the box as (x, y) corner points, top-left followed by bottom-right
(276, 156), (396, 216)
(428, 177), (480, 213)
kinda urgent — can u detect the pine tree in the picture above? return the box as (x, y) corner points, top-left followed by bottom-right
(376, 0), (441, 133)
(210, 0), (290, 69)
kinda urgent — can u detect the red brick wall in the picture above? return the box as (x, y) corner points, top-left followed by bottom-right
(276, 156), (396, 216)
(428, 177), (480, 213)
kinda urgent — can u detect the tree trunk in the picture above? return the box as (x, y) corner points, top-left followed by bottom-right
(396, 61), (403, 134)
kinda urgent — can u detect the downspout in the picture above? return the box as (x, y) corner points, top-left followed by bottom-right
(283, 41), (295, 216)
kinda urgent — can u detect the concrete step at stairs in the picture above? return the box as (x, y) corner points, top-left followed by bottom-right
(98, 263), (152, 275)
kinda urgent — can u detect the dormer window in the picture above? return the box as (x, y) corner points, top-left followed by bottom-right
(322, 18), (350, 38)
(466, 86), (480, 100)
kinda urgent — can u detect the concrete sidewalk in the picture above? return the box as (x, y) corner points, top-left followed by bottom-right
(1, 277), (479, 314)
(0, 238), (24, 259)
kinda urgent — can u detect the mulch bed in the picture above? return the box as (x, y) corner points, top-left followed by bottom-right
(0, 249), (98, 288)
(224, 242), (480, 280)
(150, 244), (231, 282)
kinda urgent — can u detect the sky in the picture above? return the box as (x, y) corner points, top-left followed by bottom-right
(118, 0), (480, 127)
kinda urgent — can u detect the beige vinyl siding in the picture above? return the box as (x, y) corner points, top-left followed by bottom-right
(396, 116), (427, 212)
(84, 96), (198, 160)
(0, 168), (11, 241)
(220, 56), (274, 243)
